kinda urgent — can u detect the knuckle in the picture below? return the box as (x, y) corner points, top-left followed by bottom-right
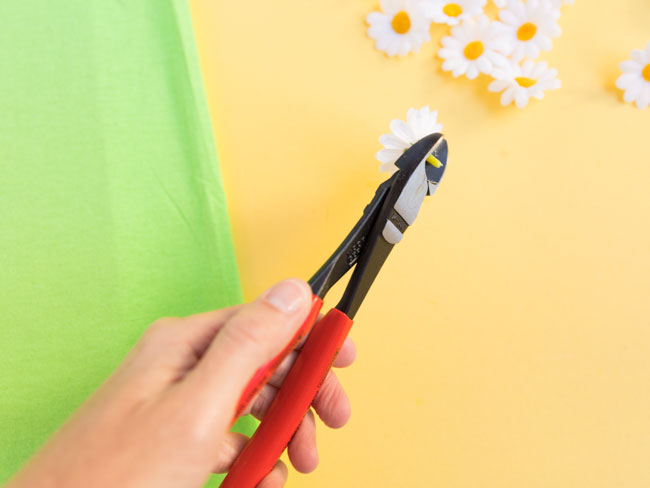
(314, 372), (349, 427)
(314, 373), (338, 408)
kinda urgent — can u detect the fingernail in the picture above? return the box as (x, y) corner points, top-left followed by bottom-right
(263, 279), (308, 314)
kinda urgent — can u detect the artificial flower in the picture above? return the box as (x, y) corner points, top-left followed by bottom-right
(420, 0), (486, 26)
(488, 59), (561, 108)
(367, 0), (431, 57)
(376, 106), (443, 173)
(498, 0), (561, 62)
(616, 42), (650, 109)
(438, 15), (511, 80)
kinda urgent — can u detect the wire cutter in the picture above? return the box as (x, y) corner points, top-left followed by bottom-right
(222, 132), (449, 488)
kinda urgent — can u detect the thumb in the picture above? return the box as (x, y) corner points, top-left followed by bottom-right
(184, 278), (313, 418)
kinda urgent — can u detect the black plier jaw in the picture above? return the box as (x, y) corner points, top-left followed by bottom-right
(309, 133), (448, 318)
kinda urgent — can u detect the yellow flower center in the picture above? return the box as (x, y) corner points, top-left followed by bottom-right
(643, 64), (650, 82)
(442, 3), (463, 17)
(391, 11), (411, 34)
(515, 76), (536, 88)
(427, 154), (443, 168)
(463, 41), (484, 60)
(517, 22), (537, 41)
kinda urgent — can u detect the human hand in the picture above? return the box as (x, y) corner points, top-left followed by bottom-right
(7, 279), (356, 488)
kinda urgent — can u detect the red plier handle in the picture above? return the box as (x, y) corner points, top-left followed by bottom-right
(233, 295), (324, 420)
(223, 307), (353, 488)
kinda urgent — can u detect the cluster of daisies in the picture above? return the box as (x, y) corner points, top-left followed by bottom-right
(367, 0), (570, 108)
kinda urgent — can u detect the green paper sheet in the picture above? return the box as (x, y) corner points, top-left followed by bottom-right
(0, 1), (250, 485)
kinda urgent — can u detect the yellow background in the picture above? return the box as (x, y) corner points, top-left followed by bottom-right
(189, 1), (650, 486)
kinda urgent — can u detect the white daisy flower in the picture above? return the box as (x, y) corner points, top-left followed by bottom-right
(550, 0), (574, 6)
(420, 0), (486, 26)
(498, 0), (561, 62)
(488, 60), (561, 108)
(367, 0), (431, 57)
(438, 15), (511, 80)
(492, 0), (508, 7)
(376, 106), (443, 173)
(616, 42), (650, 109)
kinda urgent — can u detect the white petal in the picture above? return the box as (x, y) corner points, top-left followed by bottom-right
(376, 35), (392, 51)
(547, 24), (562, 37)
(530, 43), (542, 60)
(514, 89), (529, 108)
(380, 162), (398, 174)
(379, 133), (410, 150)
(442, 58), (461, 72)
(389, 119), (416, 143)
(530, 61), (546, 77)
(376, 148), (404, 164)
(380, 0), (398, 12)
(476, 14), (490, 30)
(635, 86), (650, 109)
(368, 21), (390, 39)
(438, 47), (458, 59)
(616, 73), (637, 90)
(489, 79), (509, 92)
(501, 88), (515, 106)
(499, 10), (518, 25)
(491, 38), (514, 55)
(450, 23), (466, 40)
(491, 67), (509, 80)
(620, 60), (642, 73)
(510, 44), (524, 62)
(466, 64), (479, 79)
(488, 51), (509, 67)
(537, 35), (552, 51)
(452, 60), (469, 77)
(419, 0), (435, 18)
(623, 83), (641, 103)
(397, 40), (413, 56)
(406, 107), (422, 128)
(441, 36), (463, 48)
(513, 2), (525, 18)
(386, 41), (400, 56)
(486, 23), (506, 40)
(367, 12), (386, 25)
(476, 56), (492, 73)
(630, 50), (646, 65)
